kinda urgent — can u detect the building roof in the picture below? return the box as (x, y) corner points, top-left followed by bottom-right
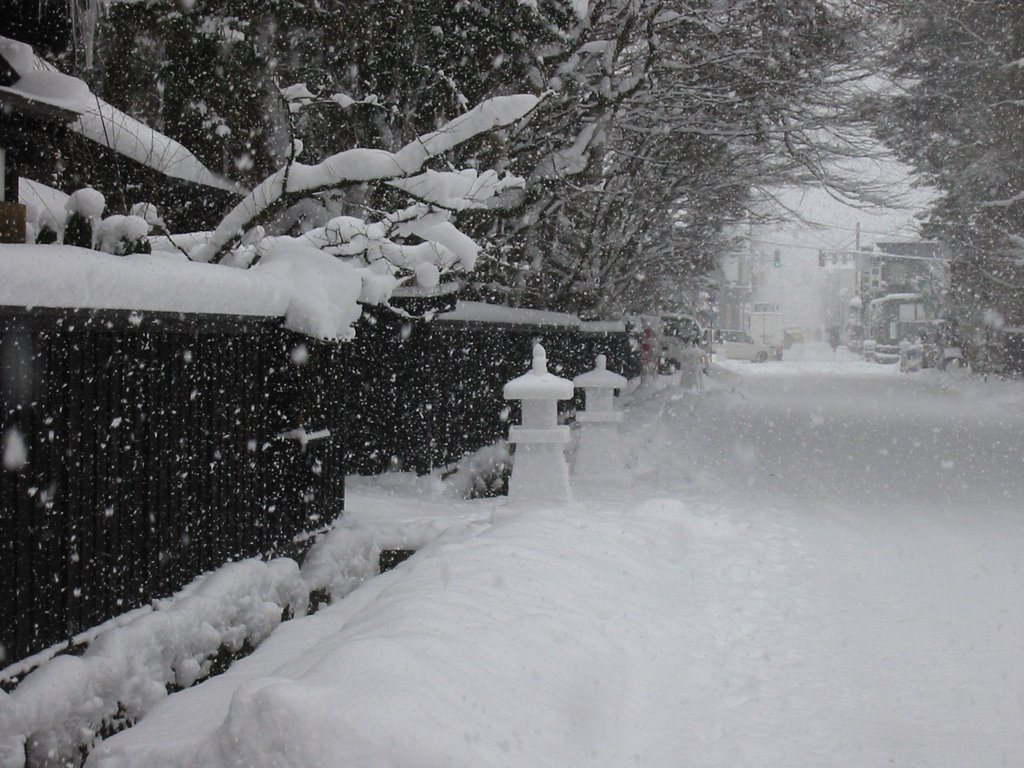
(873, 241), (951, 260)
(0, 85), (80, 124)
(0, 36), (242, 195)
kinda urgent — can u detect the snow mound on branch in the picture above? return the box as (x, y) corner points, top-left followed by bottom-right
(0, 37), (35, 75)
(191, 94), (538, 265)
(131, 203), (165, 230)
(414, 262), (440, 289)
(296, 204), (481, 273)
(95, 215), (150, 253)
(330, 92), (380, 109)
(395, 214), (479, 270)
(358, 266), (400, 306)
(11, 70), (91, 110)
(75, 103), (244, 193)
(393, 95), (538, 170)
(279, 82), (316, 111)
(387, 169), (526, 210)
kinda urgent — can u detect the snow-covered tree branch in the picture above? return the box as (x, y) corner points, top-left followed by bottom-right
(193, 94), (538, 266)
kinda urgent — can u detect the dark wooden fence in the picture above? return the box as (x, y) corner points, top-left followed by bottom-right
(0, 307), (345, 669)
(345, 303), (636, 476)
(1, 298), (635, 671)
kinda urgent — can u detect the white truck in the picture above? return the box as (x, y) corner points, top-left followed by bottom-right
(748, 303), (785, 360)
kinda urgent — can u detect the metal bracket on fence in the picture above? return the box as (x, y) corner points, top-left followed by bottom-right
(276, 427), (332, 450)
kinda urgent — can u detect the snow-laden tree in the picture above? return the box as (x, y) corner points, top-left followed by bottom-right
(466, 0), (886, 315)
(91, 0), (563, 184)
(180, 93), (539, 338)
(82, 0), (887, 317)
(867, 0), (1024, 344)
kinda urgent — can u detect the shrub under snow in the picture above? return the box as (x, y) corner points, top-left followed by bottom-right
(95, 215), (151, 256)
(65, 188), (106, 220)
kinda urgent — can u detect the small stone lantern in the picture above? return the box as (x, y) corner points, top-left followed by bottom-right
(503, 344), (574, 504)
(572, 355), (628, 477)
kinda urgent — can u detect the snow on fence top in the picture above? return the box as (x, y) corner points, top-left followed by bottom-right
(0, 244), (362, 340)
(439, 301), (625, 333)
(0, 245), (626, 341)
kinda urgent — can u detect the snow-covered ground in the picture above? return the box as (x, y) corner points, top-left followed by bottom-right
(78, 344), (1024, 766)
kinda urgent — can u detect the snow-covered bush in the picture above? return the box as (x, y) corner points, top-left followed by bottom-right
(0, 558), (307, 768)
(63, 187), (105, 249)
(441, 441), (513, 499)
(33, 212), (59, 245)
(95, 214), (151, 256)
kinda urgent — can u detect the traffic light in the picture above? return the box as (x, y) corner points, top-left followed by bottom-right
(773, 249), (782, 268)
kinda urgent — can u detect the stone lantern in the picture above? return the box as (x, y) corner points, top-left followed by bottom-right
(572, 355), (628, 477)
(503, 344), (574, 504)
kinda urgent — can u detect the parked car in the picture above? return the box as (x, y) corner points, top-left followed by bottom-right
(657, 313), (705, 373)
(715, 329), (778, 363)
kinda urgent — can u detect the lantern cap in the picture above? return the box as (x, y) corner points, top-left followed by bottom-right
(503, 344), (574, 400)
(573, 354), (627, 389)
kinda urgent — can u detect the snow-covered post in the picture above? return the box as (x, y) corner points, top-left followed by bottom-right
(572, 355), (627, 477)
(639, 323), (658, 389)
(503, 344), (574, 504)
(678, 346), (704, 390)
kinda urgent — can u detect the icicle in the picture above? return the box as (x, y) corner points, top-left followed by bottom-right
(67, 0), (106, 71)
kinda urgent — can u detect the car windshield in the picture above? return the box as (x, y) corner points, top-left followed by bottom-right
(662, 318), (699, 338)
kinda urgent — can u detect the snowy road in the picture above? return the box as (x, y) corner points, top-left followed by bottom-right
(86, 344), (1024, 768)
(623, 345), (1024, 766)
(650, 345), (1024, 513)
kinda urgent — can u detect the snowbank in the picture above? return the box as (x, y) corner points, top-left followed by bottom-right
(86, 496), (692, 768)
(1, 483), (496, 768)
(0, 558), (307, 768)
